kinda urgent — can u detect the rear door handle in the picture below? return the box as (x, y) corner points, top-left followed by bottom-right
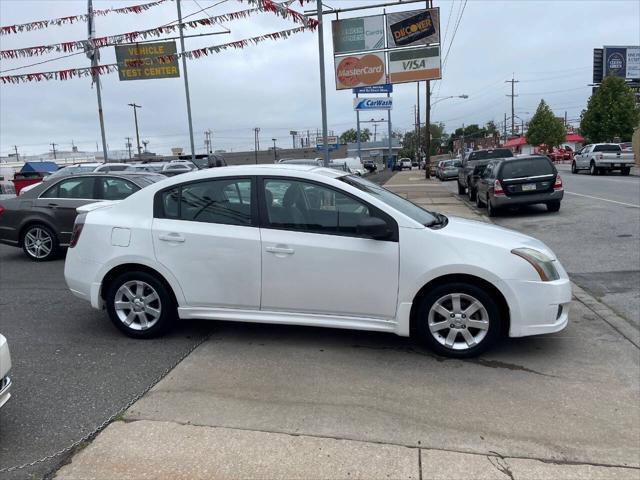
(265, 246), (295, 255)
(158, 233), (185, 243)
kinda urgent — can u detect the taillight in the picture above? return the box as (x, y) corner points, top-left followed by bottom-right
(494, 179), (505, 196)
(554, 175), (563, 190)
(69, 213), (86, 248)
(0, 205), (4, 217)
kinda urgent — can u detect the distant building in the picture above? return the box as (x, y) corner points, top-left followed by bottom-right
(503, 133), (585, 155)
(346, 138), (401, 162)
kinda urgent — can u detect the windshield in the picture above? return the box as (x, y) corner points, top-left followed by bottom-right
(593, 144), (621, 153)
(467, 149), (514, 162)
(339, 175), (437, 226)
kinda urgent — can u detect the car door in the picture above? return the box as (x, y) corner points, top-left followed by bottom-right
(152, 176), (261, 309)
(258, 177), (399, 319)
(477, 162), (493, 199)
(578, 145), (590, 168)
(36, 176), (97, 245)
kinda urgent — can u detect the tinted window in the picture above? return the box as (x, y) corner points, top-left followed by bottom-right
(1, 183), (15, 194)
(593, 144), (621, 153)
(101, 177), (139, 200)
(263, 179), (384, 235)
(467, 149), (514, 161)
(160, 178), (252, 226)
(339, 175), (436, 226)
(41, 177), (95, 199)
(501, 158), (554, 179)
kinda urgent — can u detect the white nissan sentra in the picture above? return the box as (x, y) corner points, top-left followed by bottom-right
(64, 165), (571, 358)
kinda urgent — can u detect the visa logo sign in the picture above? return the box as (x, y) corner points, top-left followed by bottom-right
(402, 59), (427, 70)
(353, 97), (393, 110)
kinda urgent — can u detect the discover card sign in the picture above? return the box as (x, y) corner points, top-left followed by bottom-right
(386, 8), (440, 49)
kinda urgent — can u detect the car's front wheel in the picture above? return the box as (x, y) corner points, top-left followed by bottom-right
(416, 283), (502, 358)
(21, 224), (59, 261)
(106, 271), (177, 339)
(457, 181), (465, 195)
(571, 161), (577, 174)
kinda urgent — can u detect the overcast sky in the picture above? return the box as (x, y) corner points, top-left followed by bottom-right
(0, 0), (638, 157)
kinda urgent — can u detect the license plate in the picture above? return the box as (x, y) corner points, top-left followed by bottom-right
(521, 183), (536, 191)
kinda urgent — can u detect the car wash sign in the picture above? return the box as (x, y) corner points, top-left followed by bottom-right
(115, 41), (180, 81)
(353, 97), (393, 110)
(388, 46), (441, 84)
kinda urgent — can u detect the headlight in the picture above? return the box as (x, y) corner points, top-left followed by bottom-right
(511, 248), (560, 281)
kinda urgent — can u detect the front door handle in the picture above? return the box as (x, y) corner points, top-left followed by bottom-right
(265, 246), (295, 255)
(158, 233), (185, 243)
(47, 203), (59, 209)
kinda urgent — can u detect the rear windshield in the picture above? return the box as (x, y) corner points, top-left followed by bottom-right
(501, 158), (554, 179)
(593, 144), (621, 152)
(467, 149), (514, 161)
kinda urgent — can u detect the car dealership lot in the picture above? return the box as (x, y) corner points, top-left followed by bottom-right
(1, 170), (639, 478)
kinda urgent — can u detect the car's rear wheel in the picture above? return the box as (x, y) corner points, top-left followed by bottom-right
(475, 191), (484, 208)
(487, 199), (497, 217)
(457, 181), (465, 195)
(590, 162), (597, 175)
(21, 224), (59, 261)
(468, 183), (477, 201)
(416, 283), (502, 358)
(621, 167), (630, 176)
(546, 201), (561, 212)
(571, 161), (577, 174)
(106, 271), (176, 339)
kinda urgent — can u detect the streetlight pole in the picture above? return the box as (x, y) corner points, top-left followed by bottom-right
(128, 103), (142, 156)
(316, 1), (330, 167)
(176, 0), (196, 162)
(272, 138), (277, 162)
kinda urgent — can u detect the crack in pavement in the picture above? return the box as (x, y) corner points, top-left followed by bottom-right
(487, 455), (515, 480)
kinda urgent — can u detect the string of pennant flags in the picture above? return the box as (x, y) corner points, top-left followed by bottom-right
(0, 26), (311, 84)
(0, 4), (316, 59)
(0, 0), (169, 35)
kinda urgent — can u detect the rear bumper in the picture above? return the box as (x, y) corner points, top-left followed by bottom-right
(64, 251), (104, 309)
(596, 162), (633, 169)
(493, 189), (564, 207)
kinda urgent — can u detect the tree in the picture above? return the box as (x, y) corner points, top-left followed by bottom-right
(401, 123), (447, 158)
(339, 128), (371, 144)
(525, 100), (566, 152)
(580, 76), (640, 142)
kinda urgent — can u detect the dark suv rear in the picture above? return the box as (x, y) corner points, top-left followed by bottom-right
(475, 155), (563, 216)
(457, 148), (514, 201)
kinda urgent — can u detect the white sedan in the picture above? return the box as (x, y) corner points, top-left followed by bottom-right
(64, 165), (571, 357)
(0, 334), (11, 409)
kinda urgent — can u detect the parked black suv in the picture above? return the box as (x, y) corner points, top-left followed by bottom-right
(475, 155), (563, 217)
(457, 148), (514, 201)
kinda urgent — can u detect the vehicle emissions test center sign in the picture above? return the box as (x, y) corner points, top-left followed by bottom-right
(354, 97), (393, 110)
(332, 15), (385, 54)
(115, 41), (180, 81)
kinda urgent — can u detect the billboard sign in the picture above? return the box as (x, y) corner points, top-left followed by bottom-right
(115, 41), (180, 81)
(353, 84), (393, 94)
(316, 136), (339, 151)
(388, 46), (441, 84)
(386, 8), (440, 49)
(335, 52), (387, 90)
(603, 46), (640, 80)
(353, 97), (393, 110)
(332, 15), (385, 55)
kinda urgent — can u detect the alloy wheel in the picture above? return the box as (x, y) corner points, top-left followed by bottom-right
(114, 280), (162, 331)
(24, 227), (53, 259)
(427, 293), (490, 351)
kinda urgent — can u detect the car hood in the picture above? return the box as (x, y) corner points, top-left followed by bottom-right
(440, 216), (556, 259)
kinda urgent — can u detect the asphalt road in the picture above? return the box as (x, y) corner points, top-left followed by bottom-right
(443, 165), (640, 326)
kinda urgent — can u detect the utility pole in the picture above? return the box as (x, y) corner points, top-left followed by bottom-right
(125, 137), (133, 160)
(50, 142), (58, 160)
(503, 113), (507, 143)
(87, 0), (108, 163)
(316, 0), (330, 167)
(254, 127), (260, 164)
(425, 80), (431, 179)
(13, 145), (19, 161)
(416, 82), (421, 164)
(461, 123), (465, 155)
(373, 123), (378, 142)
(176, 0), (196, 162)
(290, 130), (297, 149)
(204, 129), (212, 154)
(505, 75), (519, 136)
(142, 140), (149, 153)
(128, 103), (142, 156)
(564, 111), (568, 129)
(272, 138), (278, 162)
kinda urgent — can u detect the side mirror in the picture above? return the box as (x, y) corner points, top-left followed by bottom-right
(357, 216), (391, 240)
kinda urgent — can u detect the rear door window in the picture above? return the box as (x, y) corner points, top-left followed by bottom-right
(100, 177), (140, 200)
(501, 158), (554, 179)
(41, 177), (96, 199)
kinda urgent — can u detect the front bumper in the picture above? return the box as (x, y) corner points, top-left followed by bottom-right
(493, 189), (564, 208)
(500, 276), (572, 338)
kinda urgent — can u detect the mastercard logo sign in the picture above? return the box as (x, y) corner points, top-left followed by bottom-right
(336, 54), (386, 89)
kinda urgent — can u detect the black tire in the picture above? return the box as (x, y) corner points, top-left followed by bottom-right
(475, 191), (484, 208)
(590, 162), (598, 175)
(20, 224), (60, 261)
(571, 161), (578, 174)
(621, 167), (630, 176)
(457, 181), (465, 195)
(487, 199), (498, 217)
(546, 201), (561, 212)
(106, 271), (177, 339)
(415, 282), (503, 358)
(468, 184), (477, 201)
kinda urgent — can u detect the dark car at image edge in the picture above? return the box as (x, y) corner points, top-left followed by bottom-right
(0, 172), (165, 261)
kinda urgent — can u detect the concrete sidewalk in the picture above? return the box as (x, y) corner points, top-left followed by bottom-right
(55, 170), (640, 480)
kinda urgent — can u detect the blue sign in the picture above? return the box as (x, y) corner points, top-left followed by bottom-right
(353, 97), (393, 111)
(353, 84), (393, 94)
